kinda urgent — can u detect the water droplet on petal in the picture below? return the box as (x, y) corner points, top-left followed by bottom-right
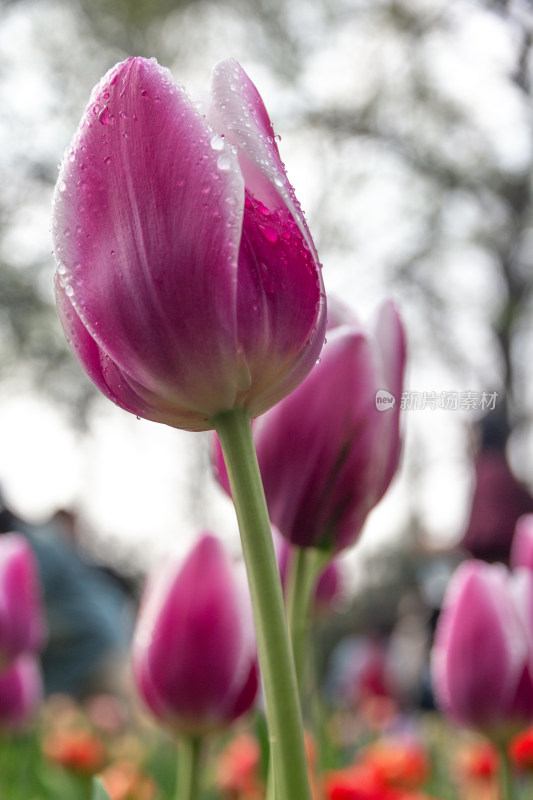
(99, 106), (110, 125)
(259, 225), (279, 244)
(217, 154), (232, 171)
(58, 180), (67, 193)
(210, 134), (225, 151)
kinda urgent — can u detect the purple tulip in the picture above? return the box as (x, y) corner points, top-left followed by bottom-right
(431, 560), (533, 732)
(215, 300), (405, 551)
(511, 514), (533, 572)
(131, 534), (258, 735)
(52, 57), (326, 432)
(0, 534), (45, 667)
(0, 654), (43, 730)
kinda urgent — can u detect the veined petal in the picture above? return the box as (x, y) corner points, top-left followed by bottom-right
(56, 277), (214, 430)
(210, 60), (317, 257)
(53, 57), (246, 415)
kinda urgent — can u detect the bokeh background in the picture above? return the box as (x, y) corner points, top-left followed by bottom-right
(1, 0), (532, 610)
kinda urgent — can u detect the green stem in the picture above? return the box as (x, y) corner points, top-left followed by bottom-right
(176, 737), (202, 800)
(498, 743), (516, 800)
(285, 546), (329, 701)
(213, 408), (312, 800)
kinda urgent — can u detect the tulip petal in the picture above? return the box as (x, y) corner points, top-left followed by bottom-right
(0, 654), (43, 730)
(210, 60), (317, 257)
(56, 277), (213, 430)
(368, 300), (406, 495)
(132, 535), (257, 734)
(432, 562), (526, 727)
(0, 535), (45, 660)
(253, 327), (378, 549)
(235, 191), (326, 416)
(53, 57), (247, 415)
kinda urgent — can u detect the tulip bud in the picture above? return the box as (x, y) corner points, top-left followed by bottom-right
(52, 57), (326, 432)
(132, 534), (258, 735)
(0, 654), (43, 730)
(431, 560), (533, 734)
(0, 533), (46, 667)
(214, 300), (405, 551)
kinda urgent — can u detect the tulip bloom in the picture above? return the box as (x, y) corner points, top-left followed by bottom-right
(0, 533), (45, 668)
(131, 534), (258, 735)
(431, 560), (533, 732)
(0, 654), (43, 730)
(215, 300), (405, 551)
(52, 57), (326, 431)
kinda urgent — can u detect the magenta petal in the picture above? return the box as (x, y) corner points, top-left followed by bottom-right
(53, 57), (326, 428)
(431, 561), (527, 728)
(210, 60), (316, 255)
(213, 302), (405, 551)
(252, 328), (380, 549)
(56, 277), (212, 430)
(0, 534), (46, 662)
(53, 57), (245, 416)
(511, 514), (533, 572)
(368, 300), (406, 496)
(132, 534), (258, 734)
(0, 654), (43, 730)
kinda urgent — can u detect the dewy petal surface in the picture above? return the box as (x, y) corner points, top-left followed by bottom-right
(210, 60), (315, 252)
(53, 57), (326, 428)
(53, 57), (246, 416)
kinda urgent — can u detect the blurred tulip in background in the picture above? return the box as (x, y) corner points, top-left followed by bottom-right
(0, 533), (46, 667)
(215, 300), (405, 552)
(131, 534), (258, 735)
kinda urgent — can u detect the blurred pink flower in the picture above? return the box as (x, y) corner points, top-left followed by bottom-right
(274, 530), (342, 612)
(0, 653), (43, 730)
(52, 57), (326, 432)
(131, 534), (258, 735)
(511, 514), (533, 572)
(215, 300), (405, 551)
(0, 533), (46, 667)
(431, 560), (533, 732)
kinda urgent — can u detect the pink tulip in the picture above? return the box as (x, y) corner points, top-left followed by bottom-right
(431, 560), (533, 732)
(0, 654), (43, 730)
(131, 534), (258, 735)
(215, 300), (405, 551)
(0, 534), (46, 667)
(52, 57), (326, 432)
(511, 515), (533, 572)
